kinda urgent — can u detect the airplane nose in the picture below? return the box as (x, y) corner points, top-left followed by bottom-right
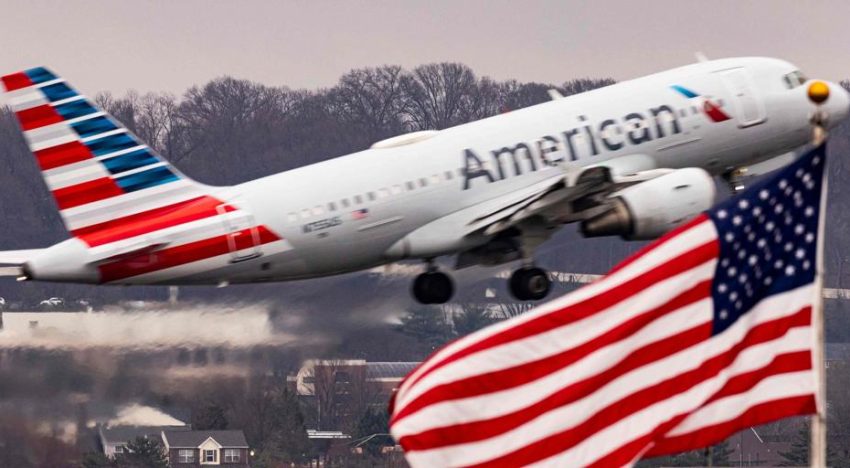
(811, 81), (850, 126)
(829, 82), (850, 124)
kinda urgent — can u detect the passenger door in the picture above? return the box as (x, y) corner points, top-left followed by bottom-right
(718, 68), (767, 128)
(216, 204), (262, 262)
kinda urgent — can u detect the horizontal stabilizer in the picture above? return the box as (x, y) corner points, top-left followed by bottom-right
(0, 249), (43, 265)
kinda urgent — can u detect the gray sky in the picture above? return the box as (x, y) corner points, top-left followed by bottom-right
(1, 0), (848, 96)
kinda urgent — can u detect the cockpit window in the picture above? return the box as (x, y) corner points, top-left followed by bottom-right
(783, 70), (808, 89)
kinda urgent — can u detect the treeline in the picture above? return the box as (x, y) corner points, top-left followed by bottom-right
(91, 64), (614, 185)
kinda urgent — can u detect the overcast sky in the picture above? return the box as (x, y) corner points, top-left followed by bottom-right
(1, 1), (848, 96)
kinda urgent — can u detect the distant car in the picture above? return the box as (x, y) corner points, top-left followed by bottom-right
(39, 297), (64, 307)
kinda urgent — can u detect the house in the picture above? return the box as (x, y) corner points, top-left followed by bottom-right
(98, 424), (189, 458)
(162, 430), (250, 466)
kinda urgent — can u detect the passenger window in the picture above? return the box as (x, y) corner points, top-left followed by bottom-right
(419, 178), (428, 188)
(367, 192), (376, 201)
(328, 202), (336, 211)
(378, 188), (389, 198)
(444, 170), (453, 180)
(341, 198), (350, 208)
(406, 181), (415, 191)
(354, 195), (363, 204)
(301, 208), (311, 219)
(430, 174), (440, 185)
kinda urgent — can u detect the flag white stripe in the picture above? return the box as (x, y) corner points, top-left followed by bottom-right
(398, 219), (717, 396)
(62, 181), (202, 229)
(9, 91), (48, 112)
(44, 160), (111, 190)
(394, 259), (717, 414)
(665, 366), (814, 437)
(396, 285), (813, 466)
(26, 126), (77, 151)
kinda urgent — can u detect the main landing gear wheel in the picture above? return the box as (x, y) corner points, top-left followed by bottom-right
(509, 267), (551, 301)
(412, 271), (454, 304)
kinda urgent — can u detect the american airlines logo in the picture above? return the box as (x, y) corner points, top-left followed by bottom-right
(462, 103), (687, 190)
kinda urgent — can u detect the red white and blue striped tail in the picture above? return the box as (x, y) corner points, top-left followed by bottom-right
(1, 67), (211, 236)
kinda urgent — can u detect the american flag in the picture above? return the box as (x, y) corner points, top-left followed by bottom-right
(389, 144), (826, 467)
(352, 208), (370, 220)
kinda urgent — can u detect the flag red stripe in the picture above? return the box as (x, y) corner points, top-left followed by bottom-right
(644, 394), (816, 458)
(1, 72), (33, 92)
(703, 350), (811, 406)
(417, 307), (811, 464)
(587, 415), (687, 468)
(393, 279), (712, 424)
(34, 141), (93, 171)
(98, 226), (280, 282)
(16, 104), (64, 131)
(608, 214), (709, 276)
(53, 177), (124, 210)
(399, 321), (712, 452)
(400, 239), (719, 394)
(74, 195), (233, 247)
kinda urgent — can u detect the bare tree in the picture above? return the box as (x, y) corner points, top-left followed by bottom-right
(400, 62), (481, 130)
(328, 66), (407, 141)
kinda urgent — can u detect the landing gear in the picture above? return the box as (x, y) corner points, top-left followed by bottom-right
(722, 168), (748, 194)
(509, 266), (551, 301)
(412, 271), (454, 304)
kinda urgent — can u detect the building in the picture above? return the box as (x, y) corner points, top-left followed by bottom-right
(162, 430), (250, 467)
(290, 359), (418, 430)
(98, 424), (189, 458)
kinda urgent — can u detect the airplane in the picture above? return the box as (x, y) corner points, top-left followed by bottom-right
(0, 57), (847, 305)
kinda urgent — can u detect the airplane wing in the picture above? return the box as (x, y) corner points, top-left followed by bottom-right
(452, 154), (717, 268)
(463, 154), (674, 237)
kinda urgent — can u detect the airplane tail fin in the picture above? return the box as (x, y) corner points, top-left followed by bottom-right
(1, 67), (216, 241)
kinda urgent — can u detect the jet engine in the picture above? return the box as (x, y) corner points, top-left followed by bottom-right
(580, 168), (716, 240)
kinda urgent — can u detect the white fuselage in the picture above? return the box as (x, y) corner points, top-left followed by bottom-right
(23, 57), (850, 285)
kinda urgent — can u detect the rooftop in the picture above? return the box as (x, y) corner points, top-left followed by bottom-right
(366, 362), (419, 380)
(163, 430), (248, 448)
(99, 425), (189, 444)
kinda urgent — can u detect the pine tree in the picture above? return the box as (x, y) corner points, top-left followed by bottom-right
(355, 407), (392, 456)
(80, 451), (117, 468)
(397, 306), (454, 349)
(116, 436), (168, 468)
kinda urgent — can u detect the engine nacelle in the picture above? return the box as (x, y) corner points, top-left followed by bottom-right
(580, 168), (716, 240)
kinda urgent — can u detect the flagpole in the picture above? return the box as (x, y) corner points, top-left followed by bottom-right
(810, 109), (828, 468)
